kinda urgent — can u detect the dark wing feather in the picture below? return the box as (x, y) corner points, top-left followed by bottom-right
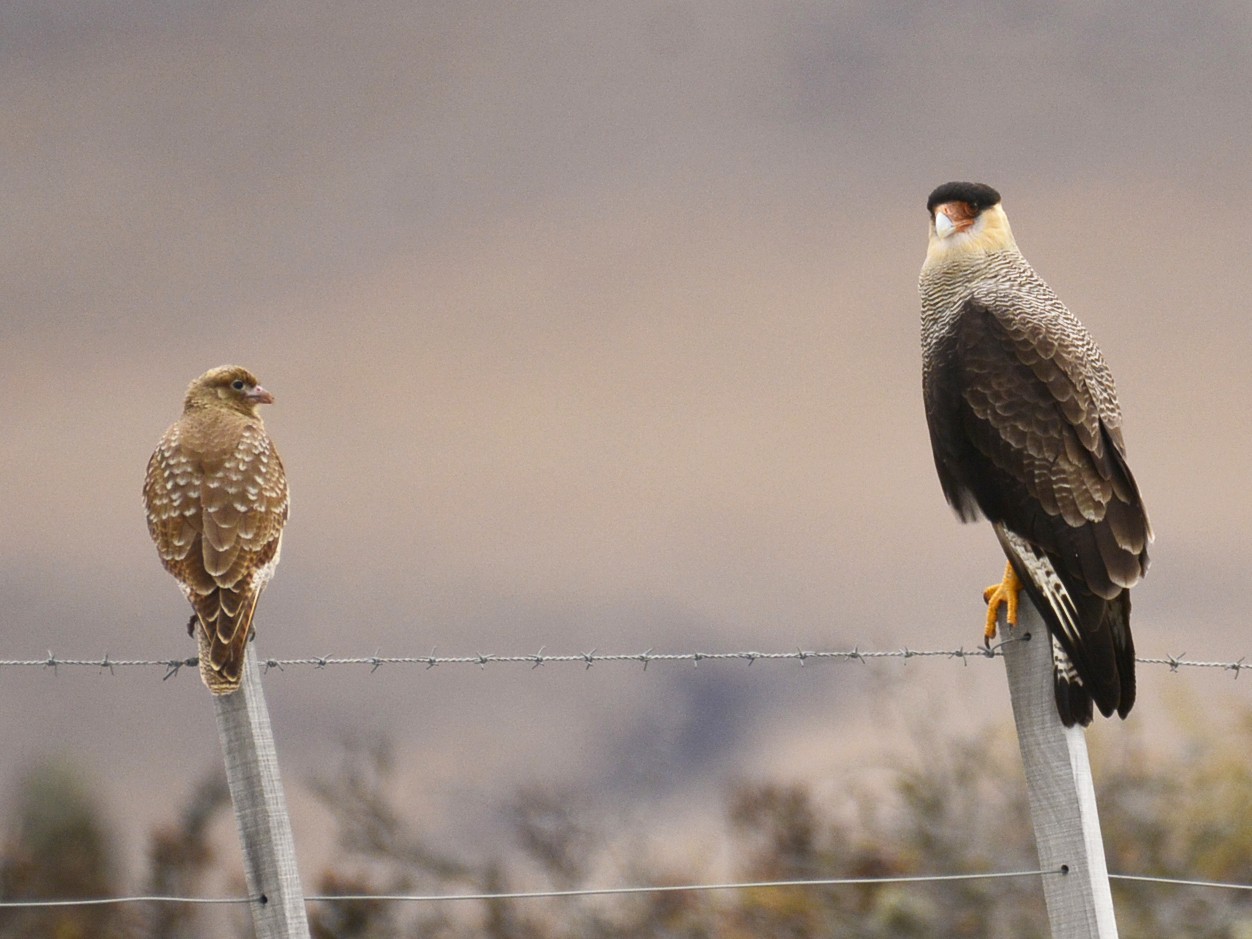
(955, 298), (1148, 589)
(923, 296), (1148, 722)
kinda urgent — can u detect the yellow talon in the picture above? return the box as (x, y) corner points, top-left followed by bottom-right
(982, 561), (1022, 646)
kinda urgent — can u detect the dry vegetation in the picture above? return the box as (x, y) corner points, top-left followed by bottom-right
(2, 705), (1250, 938)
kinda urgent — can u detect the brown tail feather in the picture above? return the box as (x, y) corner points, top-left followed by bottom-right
(192, 587), (260, 695)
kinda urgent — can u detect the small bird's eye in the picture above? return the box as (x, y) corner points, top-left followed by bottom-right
(231, 379), (246, 391)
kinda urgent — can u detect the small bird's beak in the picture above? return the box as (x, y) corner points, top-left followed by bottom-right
(246, 385), (275, 405)
(933, 202), (975, 239)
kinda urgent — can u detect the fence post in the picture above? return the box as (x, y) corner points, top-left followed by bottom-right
(1000, 597), (1119, 938)
(213, 646), (311, 939)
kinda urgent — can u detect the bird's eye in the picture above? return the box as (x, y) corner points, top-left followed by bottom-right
(231, 379), (246, 391)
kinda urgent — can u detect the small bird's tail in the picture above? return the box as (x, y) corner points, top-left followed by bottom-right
(192, 587), (259, 695)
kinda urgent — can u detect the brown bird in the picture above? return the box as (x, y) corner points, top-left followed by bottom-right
(919, 183), (1151, 726)
(144, 366), (290, 694)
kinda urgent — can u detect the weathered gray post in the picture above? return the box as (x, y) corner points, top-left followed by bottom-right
(1001, 598), (1119, 938)
(213, 647), (311, 938)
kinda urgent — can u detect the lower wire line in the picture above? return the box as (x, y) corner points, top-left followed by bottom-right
(305, 867), (1060, 903)
(1109, 873), (1252, 892)
(6, 869), (1251, 910)
(0, 895), (255, 909)
(0, 866), (1056, 911)
(0, 868), (1060, 909)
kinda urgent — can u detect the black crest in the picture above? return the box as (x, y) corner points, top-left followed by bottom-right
(927, 182), (1001, 215)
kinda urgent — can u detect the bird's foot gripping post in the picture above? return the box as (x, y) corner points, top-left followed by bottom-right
(1000, 598), (1119, 938)
(212, 646), (311, 939)
(983, 561), (1022, 645)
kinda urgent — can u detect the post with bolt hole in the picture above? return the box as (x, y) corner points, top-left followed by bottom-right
(1000, 598), (1119, 938)
(213, 646), (311, 938)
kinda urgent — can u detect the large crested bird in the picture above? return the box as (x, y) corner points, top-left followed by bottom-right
(918, 182), (1151, 727)
(144, 366), (289, 694)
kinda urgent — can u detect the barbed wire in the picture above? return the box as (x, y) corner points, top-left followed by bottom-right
(3, 867), (1251, 911)
(0, 642), (1246, 680)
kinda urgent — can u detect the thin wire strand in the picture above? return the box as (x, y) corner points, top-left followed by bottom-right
(0, 867), (1058, 909)
(0, 895), (254, 909)
(1109, 873), (1252, 892)
(0, 643), (1246, 678)
(305, 868), (1061, 903)
(7, 868), (1252, 910)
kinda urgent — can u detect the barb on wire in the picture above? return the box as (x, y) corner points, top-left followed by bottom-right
(1, 647), (1248, 679)
(1136, 652), (1247, 678)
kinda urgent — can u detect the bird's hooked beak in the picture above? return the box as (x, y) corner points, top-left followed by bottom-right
(246, 385), (275, 405)
(932, 201), (976, 239)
